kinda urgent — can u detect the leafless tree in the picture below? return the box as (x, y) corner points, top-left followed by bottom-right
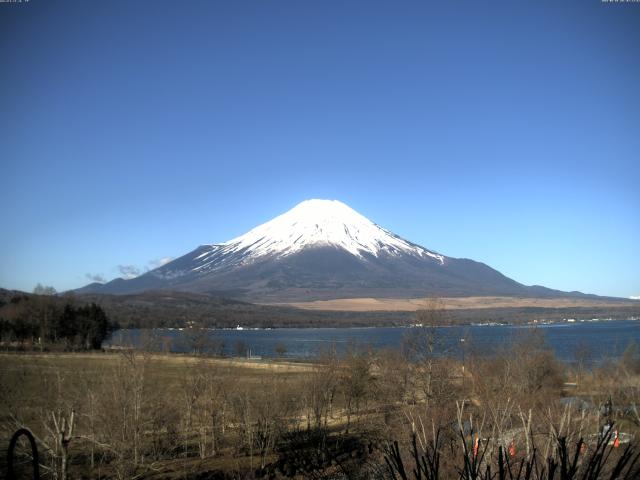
(341, 345), (373, 433)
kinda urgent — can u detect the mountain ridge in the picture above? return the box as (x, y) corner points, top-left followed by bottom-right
(77, 199), (606, 302)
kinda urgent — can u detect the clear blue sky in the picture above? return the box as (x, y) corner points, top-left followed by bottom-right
(1, 1), (638, 298)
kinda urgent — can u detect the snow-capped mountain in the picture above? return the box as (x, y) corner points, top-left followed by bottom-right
(77, 199), (578, 301)
(193, 199), (444, 271)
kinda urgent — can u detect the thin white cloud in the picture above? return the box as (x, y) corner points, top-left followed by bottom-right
(148, 257), (174, 270)
(630, 295), (640, 300)
(113, 256), (175, 280)
(114, 257), (174, 280)
(85, 273), (106, 283)
(118, 265), (141, 279)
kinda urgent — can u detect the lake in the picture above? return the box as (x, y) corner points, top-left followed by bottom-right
(105, 319), (640, 364)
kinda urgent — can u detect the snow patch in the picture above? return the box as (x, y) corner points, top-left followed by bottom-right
(195, 199), (445, 271)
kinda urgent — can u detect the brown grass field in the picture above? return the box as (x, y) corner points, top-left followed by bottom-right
(274, 295), (639, 312)
(0, 351), (315, 378)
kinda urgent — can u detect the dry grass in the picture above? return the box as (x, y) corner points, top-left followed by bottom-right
(274, 295), (638, 312)
(0, 351), (316, 403)
(0, 351), (315, 373)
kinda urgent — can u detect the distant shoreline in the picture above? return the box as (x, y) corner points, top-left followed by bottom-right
(132, 316), (640, 331)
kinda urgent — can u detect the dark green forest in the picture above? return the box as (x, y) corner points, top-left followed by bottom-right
(0, 292), (118, 350)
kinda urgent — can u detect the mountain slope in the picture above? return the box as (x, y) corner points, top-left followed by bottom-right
(77, 199), (594, 301)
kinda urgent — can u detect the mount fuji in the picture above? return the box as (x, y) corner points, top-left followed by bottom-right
(78, 199), (588, 301)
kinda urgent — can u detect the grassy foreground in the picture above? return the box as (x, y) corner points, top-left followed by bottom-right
(1, 332), (640, 479)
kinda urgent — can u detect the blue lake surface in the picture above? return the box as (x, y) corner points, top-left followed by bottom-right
(106, 319), (640, 364)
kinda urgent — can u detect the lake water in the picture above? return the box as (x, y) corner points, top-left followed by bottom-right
(106, 319), (640, 364)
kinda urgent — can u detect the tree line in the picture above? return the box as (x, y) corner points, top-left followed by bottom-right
(0, 288), (118, 350)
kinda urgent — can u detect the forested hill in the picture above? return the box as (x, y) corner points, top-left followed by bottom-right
(0, 289), (118, 349)
(74, 290), (410, 328)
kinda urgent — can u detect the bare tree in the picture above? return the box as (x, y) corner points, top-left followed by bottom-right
(234, 340), (249, 357)
(341, 344), (373, 433)
(275, 343), (287, 358)
(304, 347), (339, 434)
(50, 410), (75, 480)
(33, 283), (57, 296)
(573, 340), (593, 382)
(96, 349), (151, 478)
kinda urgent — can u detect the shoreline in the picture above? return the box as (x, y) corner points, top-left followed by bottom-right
(125, 316), (639, 331)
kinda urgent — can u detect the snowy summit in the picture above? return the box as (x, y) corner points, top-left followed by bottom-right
(200, 199), (445, 265)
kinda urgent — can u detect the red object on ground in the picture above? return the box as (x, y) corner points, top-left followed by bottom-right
(613, 431), (620, 448)
(473, 437), (479, 457)
(508, 440), (516, 457)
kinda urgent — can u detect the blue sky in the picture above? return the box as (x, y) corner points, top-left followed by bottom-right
(1, 1), (638, 298)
